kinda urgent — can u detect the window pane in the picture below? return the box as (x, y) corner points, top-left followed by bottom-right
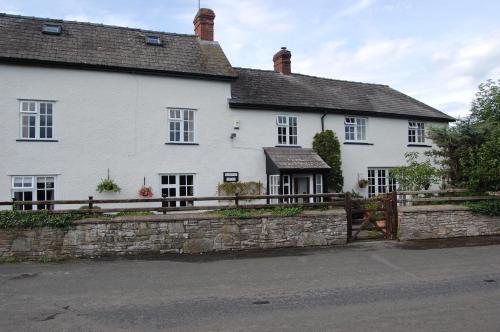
(13, 177), (23, 188)
(169, 176), (176, 184)
(24, 191), (33, 210)
(187, 175), (193, 185)
(37, 177), (46, 189)
(161, 176), (169, 185)
(23, 177), (33, 187)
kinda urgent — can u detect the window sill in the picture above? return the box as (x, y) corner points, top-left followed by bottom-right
(343, 142), (374, 145)
(275, 145), (302, 148)
(165, 142), (199, 146)
(407, 144), (432, 147)
(16, 139), (59, 142)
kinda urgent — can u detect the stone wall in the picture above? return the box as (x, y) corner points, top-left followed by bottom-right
(399, 205), (500, 240)
(0, 210), (347, 262)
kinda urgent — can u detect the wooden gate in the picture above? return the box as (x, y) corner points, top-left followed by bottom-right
(345, 191), (398, 242)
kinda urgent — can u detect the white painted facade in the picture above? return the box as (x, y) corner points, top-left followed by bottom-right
(0, 63), (446, 208)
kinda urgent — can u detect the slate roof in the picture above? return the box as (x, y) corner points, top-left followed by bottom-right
(231, 68), (454, 121)
(264, 147), (331, 171)
(0, 13), (236, 80)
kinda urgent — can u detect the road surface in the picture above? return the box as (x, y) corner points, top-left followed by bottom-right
(1, 238), (500, 331)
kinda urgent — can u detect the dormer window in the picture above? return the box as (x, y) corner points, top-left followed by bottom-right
(146, 35), (161, 45)
(42, 24), (62, 35)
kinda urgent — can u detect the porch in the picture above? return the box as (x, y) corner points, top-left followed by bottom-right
(264, 147), (331, 202)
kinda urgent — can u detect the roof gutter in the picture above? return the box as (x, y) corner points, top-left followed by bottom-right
(228, 101), (455, 122)
(0, 57), (239, 82)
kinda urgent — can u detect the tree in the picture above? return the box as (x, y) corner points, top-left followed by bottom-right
(428, 79), (500, 191)
(312, 130), (343, 192)
(389, 152), (442, 191)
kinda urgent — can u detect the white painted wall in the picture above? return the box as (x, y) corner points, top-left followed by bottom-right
(0, 64), (447, 209)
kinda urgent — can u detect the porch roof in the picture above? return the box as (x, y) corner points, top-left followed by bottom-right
(264, 147), (331, 173)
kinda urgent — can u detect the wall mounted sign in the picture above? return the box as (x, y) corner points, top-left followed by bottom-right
(223, 172), (239, 183)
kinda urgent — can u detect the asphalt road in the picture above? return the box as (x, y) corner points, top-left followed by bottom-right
(1, 238), (500, 332)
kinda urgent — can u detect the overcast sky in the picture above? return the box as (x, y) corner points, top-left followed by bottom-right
(2, 0), (499, 118)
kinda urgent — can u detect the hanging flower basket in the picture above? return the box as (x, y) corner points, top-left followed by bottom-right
(358, 178), (369, 188)
(96, 178), (121, 193)
(138, 185), (153, 198)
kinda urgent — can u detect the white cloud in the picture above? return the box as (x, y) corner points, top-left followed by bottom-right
(0, 0), (20, 14)
(292, 31), (500, 118)
(337, 0), (375, 18)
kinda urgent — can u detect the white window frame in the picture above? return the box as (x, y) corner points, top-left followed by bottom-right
(159, 174), (195, 207)
(367, 168), (397, 197)
(276, 115), (298, 146)
(269, 174), (281, 203)
(11, 175), (56, 210)
(314, 174), (323, 202)
(19, 100), (55, 140)
(344, 116), (367, 142)
(167, 108), (196, 144)
(408, 121), (425, 143)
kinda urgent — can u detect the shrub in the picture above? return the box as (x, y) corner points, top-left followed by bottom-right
(217, 206), (303, 218)
(217, 181), (263, 196)
(271, 206), (303, 217)
(389, 152), (442, 191)
(467, 200), (500, 216)
(5, 255), (17, 263)
(114, 211), (154, 217)
(217, 208), (258, 218)
(312, 130), (343, 192)
(0, 210), (85, 229)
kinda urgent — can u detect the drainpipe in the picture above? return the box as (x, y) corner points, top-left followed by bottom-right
(321, 112), (327, 132)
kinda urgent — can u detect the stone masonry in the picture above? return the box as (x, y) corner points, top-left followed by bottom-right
(399, 205), (500, 240)
(0, 210), (347, 262)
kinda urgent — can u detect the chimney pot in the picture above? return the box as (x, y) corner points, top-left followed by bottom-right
(273, 47), (292, 75)
(193, 8), (216, 41)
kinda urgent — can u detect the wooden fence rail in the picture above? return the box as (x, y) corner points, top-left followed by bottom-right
(0, 192), (346, 214)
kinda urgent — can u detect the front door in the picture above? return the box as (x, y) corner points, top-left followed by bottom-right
(293, 176), (310, 203)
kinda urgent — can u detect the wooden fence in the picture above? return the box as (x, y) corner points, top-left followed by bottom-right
(397, 189), (499, 204)
(1, 189), (497, 243)
(0, 193), (346, 214)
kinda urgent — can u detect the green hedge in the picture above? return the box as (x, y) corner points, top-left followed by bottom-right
(467, 200), (500, 216)
(217, 207), (303, 218)
(0, 210), (86, 229)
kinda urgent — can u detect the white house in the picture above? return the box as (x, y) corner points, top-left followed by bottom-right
(0, 9), (453, 210)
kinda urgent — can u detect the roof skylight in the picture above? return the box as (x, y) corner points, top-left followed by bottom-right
(146, 35), (161, 46)
(42, 24), (62, 35)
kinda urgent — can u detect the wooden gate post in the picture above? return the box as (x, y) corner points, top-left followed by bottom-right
(391, 191), (399, 240)
(383, 193), (391, 239)
(161, 194), (167, 215)
(345, 192), (352, 242)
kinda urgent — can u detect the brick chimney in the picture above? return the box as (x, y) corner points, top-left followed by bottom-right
(193, 8), (215, 41)
(273, 47), (292, 75)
